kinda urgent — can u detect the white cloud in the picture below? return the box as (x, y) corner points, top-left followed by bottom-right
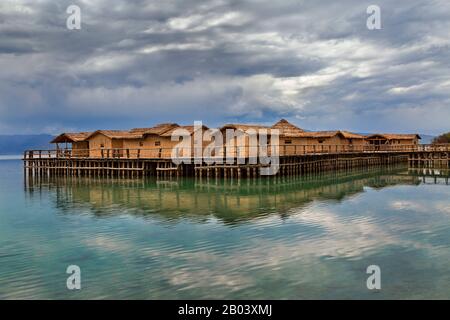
(168, 11), (251, 32)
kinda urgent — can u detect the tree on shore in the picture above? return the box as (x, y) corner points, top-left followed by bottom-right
(432, 132), (450, 144)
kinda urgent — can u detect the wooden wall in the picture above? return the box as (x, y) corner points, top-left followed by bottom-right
(87, 134), (113, 158)
(72, 141), (89, 157)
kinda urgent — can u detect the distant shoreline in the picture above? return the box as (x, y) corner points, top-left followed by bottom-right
(0, 155), (22, 160)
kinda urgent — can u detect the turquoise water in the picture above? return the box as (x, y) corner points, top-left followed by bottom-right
(1, 159), (450, 299)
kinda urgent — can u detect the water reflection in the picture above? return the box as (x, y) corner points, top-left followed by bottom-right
(7, 164), (449, 299)
(23, 166), (422, 223)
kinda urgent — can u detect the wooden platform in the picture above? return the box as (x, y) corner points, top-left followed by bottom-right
(22, 144), (450, 179)
(22, 153), (411, 179)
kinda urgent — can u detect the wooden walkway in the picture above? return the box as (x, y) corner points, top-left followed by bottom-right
(23, 144), (450, 179)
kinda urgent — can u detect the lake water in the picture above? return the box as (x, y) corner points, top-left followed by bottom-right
(1, 159), (450, 299)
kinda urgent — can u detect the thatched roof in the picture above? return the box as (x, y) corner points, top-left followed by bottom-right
(366, 133), (421, 140)
(62, 123), (205, 141)
(132, 123), (179, 135)
(221, 123), (270, 132)
(160, 125), (209, 137)
(51, 132), (92, 143)
(340, 131), (367, 139)
(271, 119), (304, 137)
(86, 130), (143, 140)
(291, 130), (366, 139)
(296, 131), (341, 138)
(53, 121), (400, 145)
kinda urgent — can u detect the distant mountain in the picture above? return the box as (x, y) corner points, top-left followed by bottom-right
(0, 134), (54, 155)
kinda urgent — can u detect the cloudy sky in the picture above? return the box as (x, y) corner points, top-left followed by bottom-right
(0, 0), (449, 135)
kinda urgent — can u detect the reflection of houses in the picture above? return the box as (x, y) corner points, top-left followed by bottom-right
(26, 167), (419, 224)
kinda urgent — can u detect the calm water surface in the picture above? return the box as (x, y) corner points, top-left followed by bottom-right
(1, 159), (450, 299)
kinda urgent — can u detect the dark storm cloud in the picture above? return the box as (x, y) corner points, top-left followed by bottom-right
(0, 0), (449, 134)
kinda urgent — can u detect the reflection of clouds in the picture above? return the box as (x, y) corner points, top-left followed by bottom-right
(139, 247), (254, 292)
(168, 268), (251, 292)
(83, 235), (133, 253)
(434, 202), (450, 215)
(390, 200), (450, 215)
(130, 204), (399, 293)
(37, 183), (450, 297)
(132, 193), (450, 295)
(71, 183), (450, 295)
(256, 206), (396, 259)
(1, 285), (43, 300)
(390, 200), (427, 212)
(247, 203), (397, 258)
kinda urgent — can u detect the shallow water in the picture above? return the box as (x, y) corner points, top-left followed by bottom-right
(1, 159), (450, 299)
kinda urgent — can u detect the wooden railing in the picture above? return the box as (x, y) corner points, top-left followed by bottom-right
(23, 144), (450, 160)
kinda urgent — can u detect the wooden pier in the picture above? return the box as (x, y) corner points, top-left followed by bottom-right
(408, 147), (450, 169)
(23, 144), (450, 179)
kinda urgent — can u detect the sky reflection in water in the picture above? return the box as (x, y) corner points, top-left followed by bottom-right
(1, 160), (450, 299)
